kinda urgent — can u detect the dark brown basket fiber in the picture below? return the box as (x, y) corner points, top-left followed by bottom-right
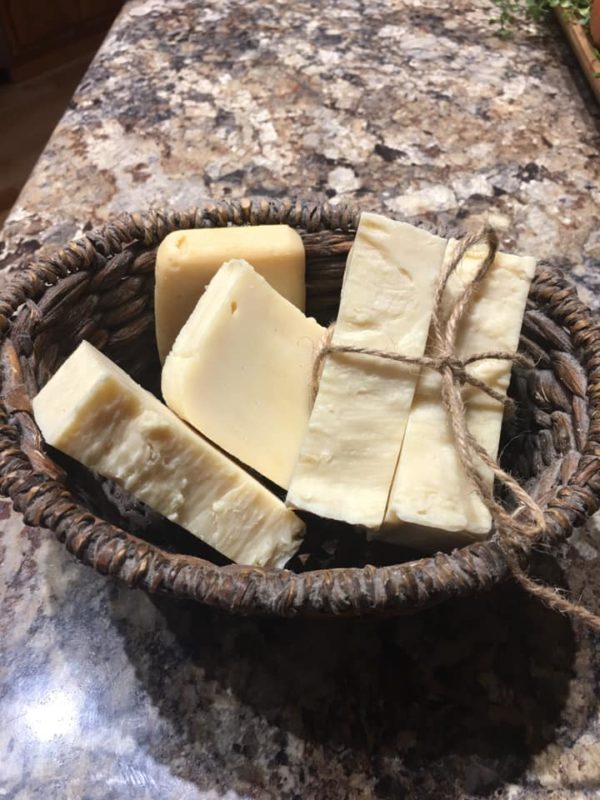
(1, 197), (600, 617)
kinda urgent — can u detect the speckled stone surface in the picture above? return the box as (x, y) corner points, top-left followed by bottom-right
(1, 0), (600, 797)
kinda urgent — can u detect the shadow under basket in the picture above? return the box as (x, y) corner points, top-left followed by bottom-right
(1, 198), (600, 617)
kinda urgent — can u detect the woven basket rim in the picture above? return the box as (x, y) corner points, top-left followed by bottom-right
(1, 197), (600, 616)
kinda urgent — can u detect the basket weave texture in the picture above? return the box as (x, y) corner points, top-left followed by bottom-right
(0, 198), (599, 617)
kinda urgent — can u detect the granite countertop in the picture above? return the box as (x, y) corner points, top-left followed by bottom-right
(1, 1), (600, 797)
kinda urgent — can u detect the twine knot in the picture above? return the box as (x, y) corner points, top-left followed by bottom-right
(429, 356), (486, 393)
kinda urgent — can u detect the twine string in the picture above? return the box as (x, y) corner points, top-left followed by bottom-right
(311, 226), (600, 632)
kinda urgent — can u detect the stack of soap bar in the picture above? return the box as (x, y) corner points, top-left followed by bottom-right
(32, 341), (304, 568)
(286, 212), (448, 527)
(155, 225), (306, 361)
(380, 240), (536, 550)
(162, 259), (325, 489)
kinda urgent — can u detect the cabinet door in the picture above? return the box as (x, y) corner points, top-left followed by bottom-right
(0, 0), (80, 51)
(78, 0), (122, 20)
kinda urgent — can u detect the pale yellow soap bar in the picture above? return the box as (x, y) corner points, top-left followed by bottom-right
(286, 213), (448, 527)
(381, 240), (536, 550)
(155, 225), (306, 361)
(32, 341), (304, 568)
(162, 259), (325, 489)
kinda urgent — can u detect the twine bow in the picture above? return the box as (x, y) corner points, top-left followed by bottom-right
(313, 226), (600, 631)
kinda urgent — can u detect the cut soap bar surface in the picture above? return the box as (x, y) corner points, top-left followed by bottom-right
(162, 259), (325, 489)
(286, 213), (448, 527)
(32, 341), (304, 568)
(155, 225), (306, 361)
(381, 240), (536, 549)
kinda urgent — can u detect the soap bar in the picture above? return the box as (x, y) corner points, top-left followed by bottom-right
(155, 225), (306, 361)
(162, 259), (325, 489)
(32, 342), (304, 568)
(286, 213), (448, 527)
(381, 240), (536, 549)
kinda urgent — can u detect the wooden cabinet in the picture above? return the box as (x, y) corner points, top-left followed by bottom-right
(0, 0), (122, 79)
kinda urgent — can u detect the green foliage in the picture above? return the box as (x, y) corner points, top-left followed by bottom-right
(491, 0), (591, 36)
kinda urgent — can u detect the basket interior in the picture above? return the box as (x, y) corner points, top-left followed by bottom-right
(14, 228), (590, 574)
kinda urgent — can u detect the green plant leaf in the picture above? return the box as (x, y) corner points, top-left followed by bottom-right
(491, 0), (591, 33)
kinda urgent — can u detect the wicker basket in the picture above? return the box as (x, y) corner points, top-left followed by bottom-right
(0, 198), (599, 617)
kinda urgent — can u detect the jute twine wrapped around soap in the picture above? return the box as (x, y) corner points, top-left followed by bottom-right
(312, 227), (600, 631)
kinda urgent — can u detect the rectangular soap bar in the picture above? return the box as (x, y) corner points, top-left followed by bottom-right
(381, 240), (536, 550)
(32, 342), (305, 568)
(162, 259), (325, 489)
(286, 213), (448, 527)
(155, 225), (306, 361)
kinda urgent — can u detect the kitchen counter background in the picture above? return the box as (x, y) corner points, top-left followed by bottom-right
(1, 1), (600, 798)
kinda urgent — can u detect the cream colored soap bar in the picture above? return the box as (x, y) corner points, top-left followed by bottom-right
(162, 259), (325, 489)
(32, 342), (304, 568)
(381, 240), (536, 550)
(286, 213), (448, 527)
(155, 225), (306, 361)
